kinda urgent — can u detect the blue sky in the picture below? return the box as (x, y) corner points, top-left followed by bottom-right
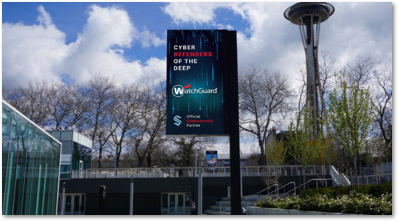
(2, 2), (249, 63)
(2, 2), (392, 91)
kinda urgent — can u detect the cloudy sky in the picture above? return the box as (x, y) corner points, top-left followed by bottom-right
(2, 1), (392, 91)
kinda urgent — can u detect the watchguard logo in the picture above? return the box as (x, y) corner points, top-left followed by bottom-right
(171, 84), (218, 97)
(172, 85), (187, 97)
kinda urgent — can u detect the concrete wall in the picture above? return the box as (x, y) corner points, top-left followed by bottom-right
(60, 175), (332, 215)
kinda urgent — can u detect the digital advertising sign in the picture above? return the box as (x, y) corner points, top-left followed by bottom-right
(166, 30), (236, 136)
(205, 151), (218, 167)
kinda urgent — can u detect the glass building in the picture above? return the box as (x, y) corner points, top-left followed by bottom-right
(48, 130), (92, 179)
(2, 101), (62, 215)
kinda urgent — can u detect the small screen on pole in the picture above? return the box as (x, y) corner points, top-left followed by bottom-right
(205, 151), (218, 167)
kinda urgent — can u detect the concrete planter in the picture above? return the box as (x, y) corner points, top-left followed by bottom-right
(246, 206), (357, 215)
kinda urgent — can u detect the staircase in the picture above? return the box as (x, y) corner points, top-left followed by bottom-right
(329, 165), (351, 186)
(204, 195), (277, 215)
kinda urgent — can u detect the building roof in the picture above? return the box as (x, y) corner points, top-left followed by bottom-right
(48, 130), (93, 148)
(2, 100), (62, 146)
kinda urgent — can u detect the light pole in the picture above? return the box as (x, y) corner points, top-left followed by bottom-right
(284, 2), (334, 139)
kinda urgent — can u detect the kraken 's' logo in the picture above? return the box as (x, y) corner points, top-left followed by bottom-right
(173, 115), (182, 126)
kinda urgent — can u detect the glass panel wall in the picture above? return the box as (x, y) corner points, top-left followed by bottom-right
(48, 130), (92, 179)
(72, 143), (92, 171)
(2, 102), (61, 215)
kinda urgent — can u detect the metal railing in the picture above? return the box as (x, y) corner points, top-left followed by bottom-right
(71, 165), (329, 179)
(329, 165), (350, 186)
(240, 184), (279, 206)
(349, 173), (392, 185)
(220, 182), (296, 215)
(243, 182), (296, 209)
(278, 178), (334, 199)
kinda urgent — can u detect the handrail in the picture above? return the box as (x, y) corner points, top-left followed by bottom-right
(349, 172), (392, 185)
(72, 164), (329, 179)
(329, 165), (341, 185)
(219, 184), (278, 215)
(221, 182), (296, 215)
(279, 178), (334, 198)
(329, 165), (350, 186)
(243, 182), (296, 209)
(240, 184), (279, 205)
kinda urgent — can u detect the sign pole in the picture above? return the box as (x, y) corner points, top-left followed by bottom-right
(198, 169), (202, 215)
(227, 31), (242, 215)
(99, 185), (106, 215)
(195, 149), (197, 176)
(129, 182), (134, 215)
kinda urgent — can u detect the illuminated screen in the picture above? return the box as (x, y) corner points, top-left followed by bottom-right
(166, 30), (236, 136)
(206, 151), (218, 167)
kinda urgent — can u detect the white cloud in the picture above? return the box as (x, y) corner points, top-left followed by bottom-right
(2, 8), (68, 89)
(163, 2), (392, 89)
(61, 5), (166, 86)
(162, 2), (221, 25)
(139, 27), (166, 48)
(162, 2), (246, 27)
(3, 5), (166, 89)
(37, 5), (53, 27)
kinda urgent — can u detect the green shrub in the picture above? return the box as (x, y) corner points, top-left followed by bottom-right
(255, 191), (392, 215)
(300, 182), (392, 198)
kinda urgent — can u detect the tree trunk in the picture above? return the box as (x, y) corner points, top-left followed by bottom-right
(99, 147), (103, 168)
(259, 140), (265, 165)
(303, 167), (306, 191)
(116, 149), (121, 168)
(353, 155), (359, 187)
(349, 167), (353, 189)
(137, 156), (144, 167)
(147, 152), (152, 167)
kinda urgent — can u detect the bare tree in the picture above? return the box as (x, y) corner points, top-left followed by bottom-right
(373, 70), (392, 160)
(348, 56), (377, 89)
(109, 85), (141, 168)
(142, 82), (167, 167)
(133, 81), (167, 167)
(318, 51), (335, 137)
(239, 66), (293, 165)
(5, 81), (52, 126)
(86, 75), (117, 168)
(64, 85), (91, 130)
(171, 137), (214, 167)
(48, 83), (72, 129)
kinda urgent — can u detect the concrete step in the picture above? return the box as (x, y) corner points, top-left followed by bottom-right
(221, 194), (278, 202)
(204, 209), (231, 215)
(243, 194), (275, 200)
(216, 201), (231, 206)
(206, 195), (280, 215)
(210, 205), (230, 211)
(216, 201), (257, 206)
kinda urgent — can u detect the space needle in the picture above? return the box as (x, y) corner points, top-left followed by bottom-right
(284, 2), (334, 138)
